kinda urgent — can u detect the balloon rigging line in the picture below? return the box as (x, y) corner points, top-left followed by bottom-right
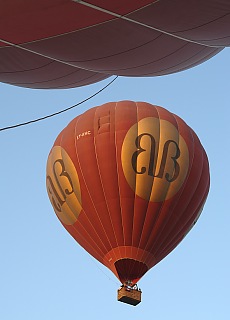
(0, 38), (97, 73)
(72, 0), (223, 49)
(88, 255), (120, 286)
(0, 75), (118, 132)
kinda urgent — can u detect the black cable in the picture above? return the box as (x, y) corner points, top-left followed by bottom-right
(0, 75), (118, 132)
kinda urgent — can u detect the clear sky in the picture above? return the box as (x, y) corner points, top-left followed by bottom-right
(1, 48), (230, 320)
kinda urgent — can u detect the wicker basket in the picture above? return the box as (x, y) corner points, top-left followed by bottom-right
(117, 286), (142, 306)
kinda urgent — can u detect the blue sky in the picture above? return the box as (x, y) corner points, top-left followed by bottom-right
(1, 48), (230, 319)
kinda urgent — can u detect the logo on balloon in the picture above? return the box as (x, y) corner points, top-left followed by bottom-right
(46, 146), (82, 225)
(121, 117), (189, 202)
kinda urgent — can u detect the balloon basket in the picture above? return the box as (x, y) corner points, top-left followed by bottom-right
(117, 286), (142, 306)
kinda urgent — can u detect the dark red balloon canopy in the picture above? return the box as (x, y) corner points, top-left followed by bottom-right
(0, 0), (229, 88)
(46, 101), (210, 284)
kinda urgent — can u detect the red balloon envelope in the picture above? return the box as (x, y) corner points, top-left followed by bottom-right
(1, 0), (229, 88)
(46, 101), (210, 285)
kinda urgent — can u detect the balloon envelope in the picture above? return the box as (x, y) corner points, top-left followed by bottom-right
(46, 101), (210, 284)
(1, 0), (229, 88)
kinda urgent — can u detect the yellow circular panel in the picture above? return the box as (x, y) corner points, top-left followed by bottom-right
(46, 146), (82, 225)
(121, 117), (189, 202)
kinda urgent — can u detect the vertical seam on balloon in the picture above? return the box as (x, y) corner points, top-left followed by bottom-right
(146, 120), (199, 264)
(145, 113), (185, 259)
(93, 106), (119, 249)
(59, 132), (82, 225)
(182, 181), (208, 240)
(114, 102), (124, 265)
(158, 173), (209, 261)
(131, 104), (150, 277)
(80, 109), (115, 253)
(156, 142), (208, 259)
(55, 126), (106, 261)
(132, 102), (156, 282)
(140, 111), (182, 267)
(137, 106), (162, 276)
(135, 105), (162, 269)
(115, 102), (134, 284)
(128, 101), (139, 282)
(59, 132), (83, 226)
(139, 109), (187, 270)
(114, 101), (124, 267)
(130, 102), (138, 247)
(152, 123), (197, 258)
(73, 113), (113, 260)
(71, 115), (108, 259)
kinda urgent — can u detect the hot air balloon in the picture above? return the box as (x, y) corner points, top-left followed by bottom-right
(0, 1), (229, 88)
(46, 101), (210, 305)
